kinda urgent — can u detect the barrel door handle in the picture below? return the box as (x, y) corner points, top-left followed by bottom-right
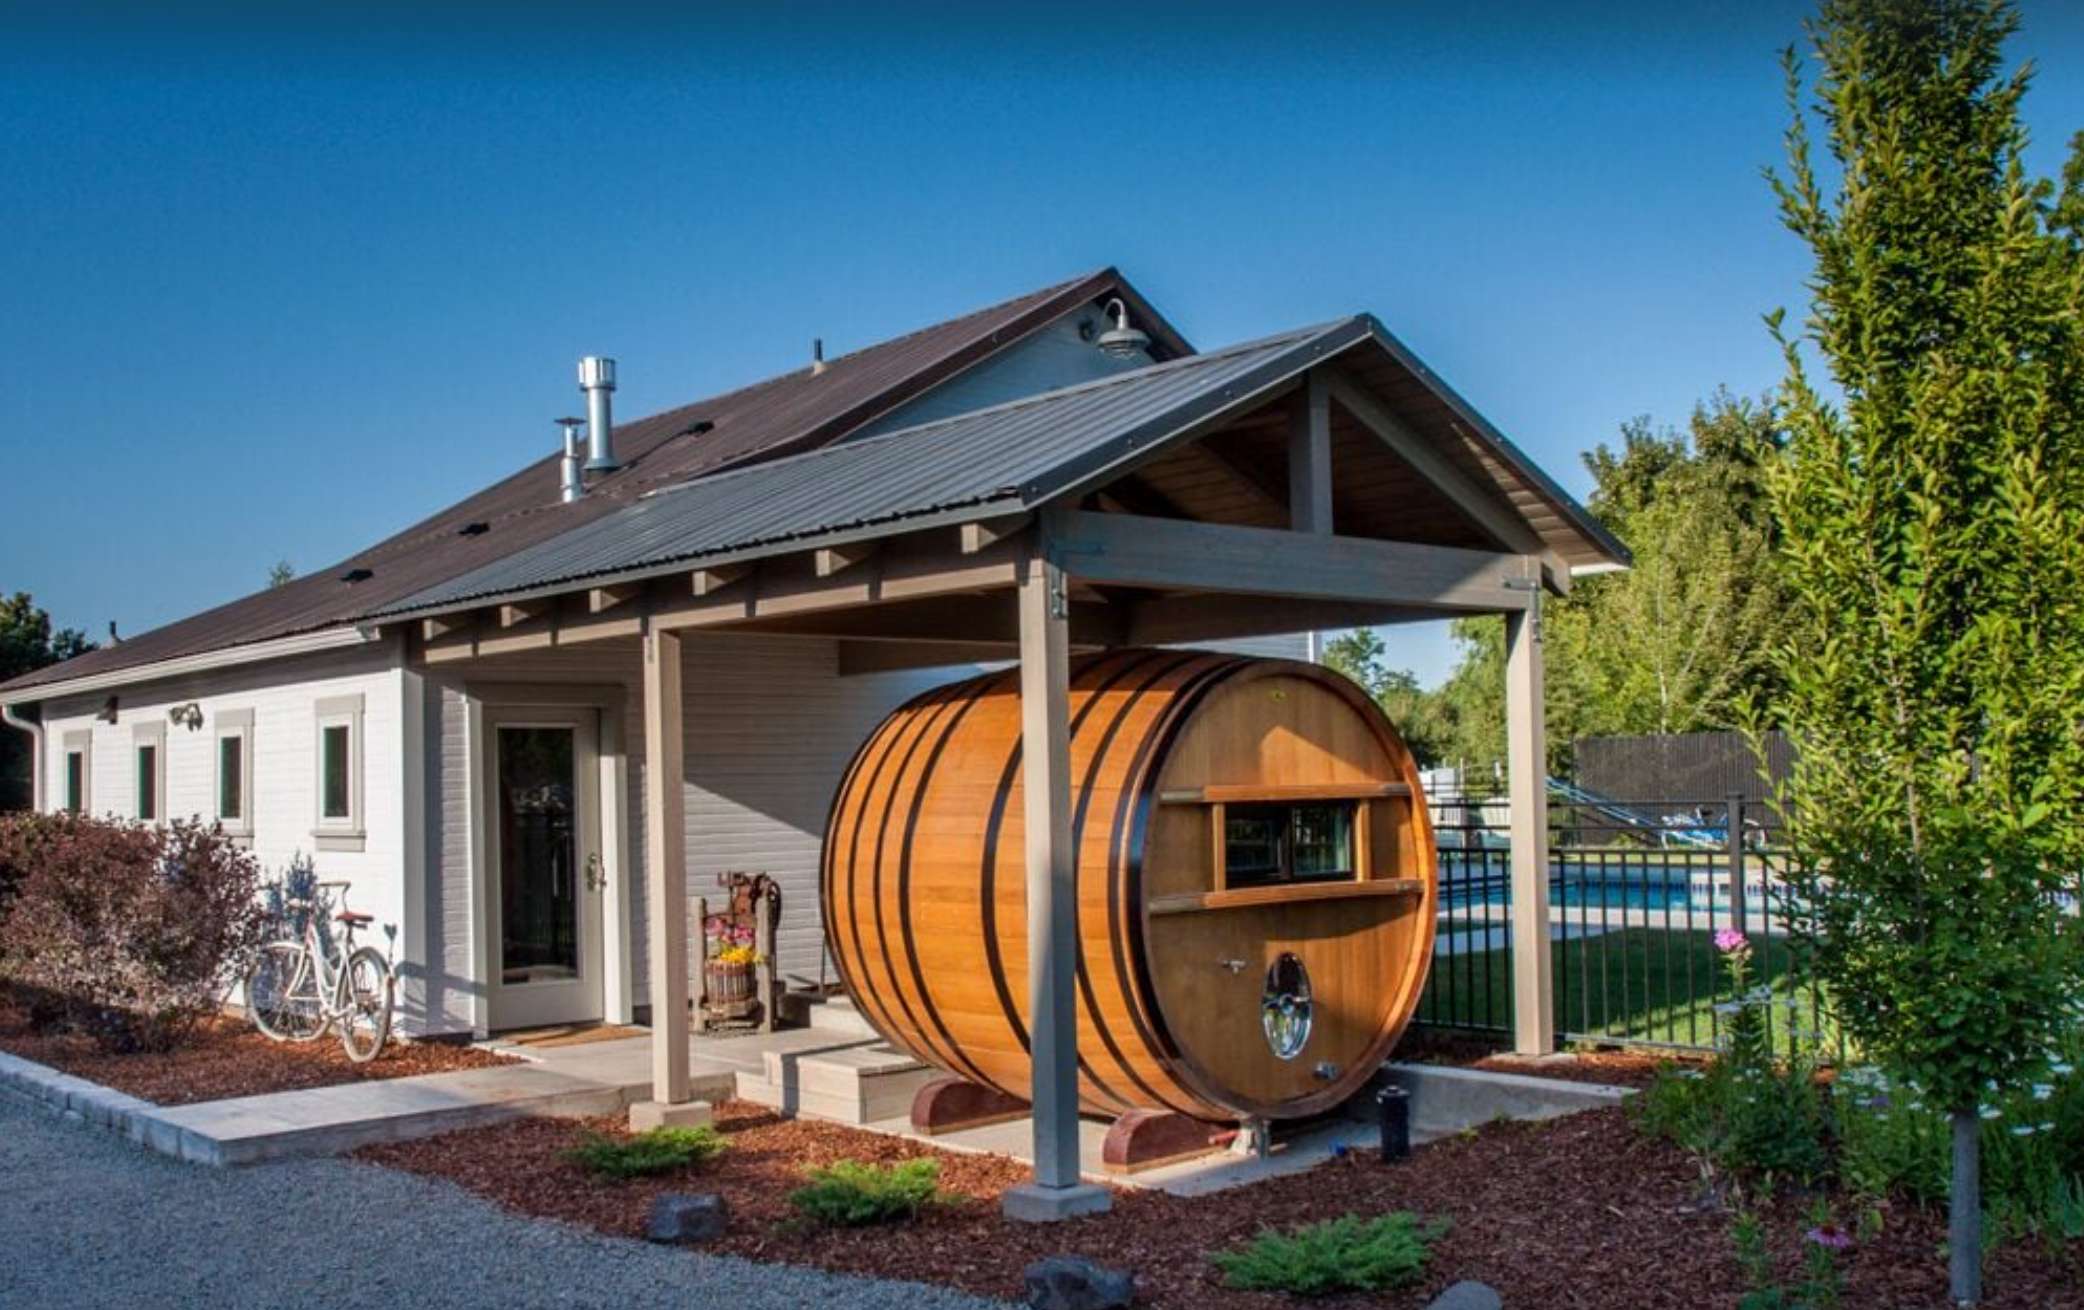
(584, 853), (607, 892)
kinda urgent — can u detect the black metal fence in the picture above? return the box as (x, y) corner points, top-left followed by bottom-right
(1414, 788), (1836, 1057)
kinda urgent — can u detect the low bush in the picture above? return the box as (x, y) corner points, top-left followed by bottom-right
(0, 813), (59, 956)
(787, 1158), (955, 1227)
(1631, 932), (1828, 1192)
(563, 1124), (727, 1180)
(0, 815), (268, 1052)
(1834, 1030), (2084, 1240)
(1209, 1213), (1449, 1296)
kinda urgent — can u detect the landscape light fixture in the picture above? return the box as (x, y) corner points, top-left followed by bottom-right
(1095, 297), (1150, 359)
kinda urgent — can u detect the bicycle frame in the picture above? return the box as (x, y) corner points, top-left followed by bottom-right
(284, 882), (370, 1024)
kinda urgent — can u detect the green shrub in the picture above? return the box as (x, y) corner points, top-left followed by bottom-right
(563, 1125), (726, 1180)
(787, 1158), (955, 1227)
(1629, 935), (1828, 1191)
(1834, 1030), (2084, 1241)
(0, 816), (268, 1052)
(1209, 1213), (1449, 1296)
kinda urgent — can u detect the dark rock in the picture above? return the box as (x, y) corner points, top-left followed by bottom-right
(645, 1192), (729, 1244)
(1427, 1280), (1503, 1310)
(1024, 1254), (1136, 1309)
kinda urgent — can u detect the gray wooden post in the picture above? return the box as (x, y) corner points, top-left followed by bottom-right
(632, 624), (709, 1129)
(755, 892), (776, 1034)
(1002, 543), (1109, 1223)
(1505, 584), (1556, 1056)
(1287, 374), (1333, 535)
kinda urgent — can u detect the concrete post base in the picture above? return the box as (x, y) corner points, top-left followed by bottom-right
(628, 1100), (714, 1132)
(1001, 1181), (1111, 1223)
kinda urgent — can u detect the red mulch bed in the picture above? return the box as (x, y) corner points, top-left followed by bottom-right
(358, 1100), (2084, 1309)
(0, 987), (517, 1106)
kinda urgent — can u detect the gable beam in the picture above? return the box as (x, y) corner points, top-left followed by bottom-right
(960, 514), (1030, 555)
(814, 541), (880, 577)
(1043, 509), (1537, 613)
(690, 563), (751, 597)
(499, 599), (550, 628)
(1320, 368), (1542, 556)
(1287, 373), (1333, 533)
(421, 614), (472, 643)
(589, 582), (644, 614)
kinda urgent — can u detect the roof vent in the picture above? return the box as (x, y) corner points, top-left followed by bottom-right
(811, 338), (828, 377)
(578, 356), (619, 474)
(680, 419), (714, 437)
(555, 416), (587, 504)
(456, 521), (490, 538)
(340, 567), (373, 584)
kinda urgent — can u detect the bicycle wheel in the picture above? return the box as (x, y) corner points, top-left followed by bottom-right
(248, 943), (324, 1042)
(339, 947), (393, 1064)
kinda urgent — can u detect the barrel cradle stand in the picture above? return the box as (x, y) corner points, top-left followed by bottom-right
(821, 649), (1438, 1176)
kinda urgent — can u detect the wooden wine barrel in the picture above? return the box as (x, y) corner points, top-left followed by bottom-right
(820, 649), (1437, 1123)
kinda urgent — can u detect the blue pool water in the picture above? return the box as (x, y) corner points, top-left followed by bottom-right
(1436, 852), (1734, 914)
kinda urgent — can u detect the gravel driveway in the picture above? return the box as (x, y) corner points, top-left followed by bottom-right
(0, 1094), (1011, 1310)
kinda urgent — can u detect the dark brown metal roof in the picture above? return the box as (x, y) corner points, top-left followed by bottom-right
(3, 268), (1185, 697)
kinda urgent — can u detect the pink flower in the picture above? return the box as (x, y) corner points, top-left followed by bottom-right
(1804, 1224), (1853, 1250)
(1714, 929), (1749, 954)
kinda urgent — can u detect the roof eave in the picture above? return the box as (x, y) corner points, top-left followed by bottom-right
(0, 624), (388, 705)
(1357, 315), (1632, 570)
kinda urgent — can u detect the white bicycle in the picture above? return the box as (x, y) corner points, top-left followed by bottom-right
(245, 880), (394, 1063)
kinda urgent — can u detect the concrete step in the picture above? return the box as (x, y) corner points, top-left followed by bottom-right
(804, 994), (881, 1040)
(744, 1042), (938, 1125)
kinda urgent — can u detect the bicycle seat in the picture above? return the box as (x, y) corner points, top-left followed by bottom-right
(335, 910), (374, 926)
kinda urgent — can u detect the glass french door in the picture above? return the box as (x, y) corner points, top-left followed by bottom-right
(485, 708), (604, 1030)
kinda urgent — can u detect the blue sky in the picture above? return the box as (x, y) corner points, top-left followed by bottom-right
(5, 2), (2082, 684)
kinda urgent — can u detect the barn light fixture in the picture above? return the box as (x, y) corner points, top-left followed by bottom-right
(1095, 298), (1150, 359)
(167, 702), (204, 731)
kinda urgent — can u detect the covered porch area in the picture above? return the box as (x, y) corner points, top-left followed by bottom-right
(388, 315), (1624, 1220)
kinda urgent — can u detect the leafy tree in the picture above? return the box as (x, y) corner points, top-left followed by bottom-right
(1550, 393), (1790, 741)
(1765, 1), (2084, 1301)
(266, 559), (296, 589)
(0, 593), (93, 811)
(1321, 629), (1454, 766)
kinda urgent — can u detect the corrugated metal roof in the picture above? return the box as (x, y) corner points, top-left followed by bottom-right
(2, 268), (1173, 696)
(383, 320), (1359, 613)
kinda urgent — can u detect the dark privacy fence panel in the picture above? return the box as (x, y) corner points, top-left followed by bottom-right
(1572, 731), (1794, 810)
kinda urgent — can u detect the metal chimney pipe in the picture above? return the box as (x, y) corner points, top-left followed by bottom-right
(556, 417), (587, 503)
(578, 356), (619, 473)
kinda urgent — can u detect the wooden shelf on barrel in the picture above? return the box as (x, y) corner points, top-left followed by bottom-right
(1146, 878), (1427, 917)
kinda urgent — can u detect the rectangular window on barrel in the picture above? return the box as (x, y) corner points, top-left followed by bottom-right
(1224, 802), (1359, 889)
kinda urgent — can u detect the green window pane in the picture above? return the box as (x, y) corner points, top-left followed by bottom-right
(219, 736), (243, 821)
(1290, 804), (1354, 878)
(65, 752), (84, 814)
(320, 724), (351, 820)
(136, 745), (157, 820)
(1224, 805), (1284, 881)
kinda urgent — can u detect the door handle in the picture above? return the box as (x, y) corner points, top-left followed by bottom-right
(584, 853), (607, 892)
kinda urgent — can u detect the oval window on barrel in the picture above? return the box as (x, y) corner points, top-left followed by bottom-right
(1262, 953), (1313, 1059)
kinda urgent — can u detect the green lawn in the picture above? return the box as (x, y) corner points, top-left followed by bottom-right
(1416, 927), (1842, 1055)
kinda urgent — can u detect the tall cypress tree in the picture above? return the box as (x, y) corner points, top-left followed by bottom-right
(1767, 1), (2084, 1302)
